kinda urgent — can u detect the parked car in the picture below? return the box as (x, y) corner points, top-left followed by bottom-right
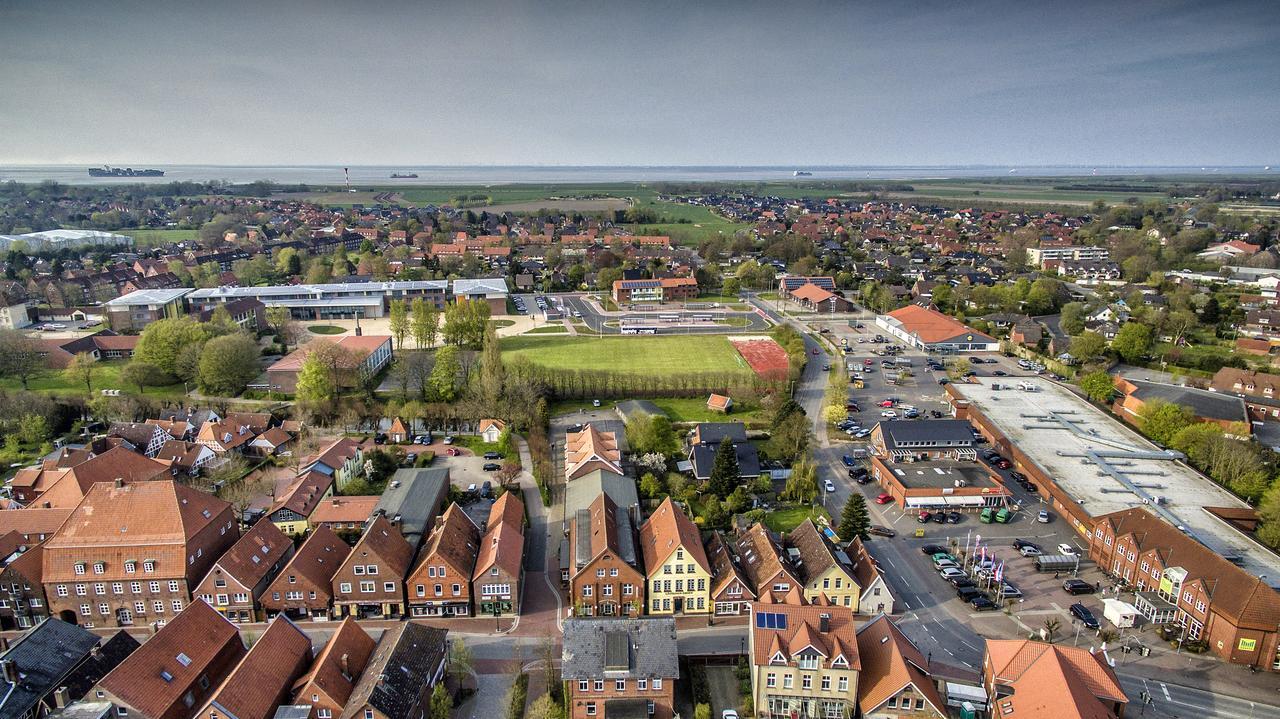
(1057, 543), (1078, 556)
(443, 436), (455, 445)
(854, 429), (871, 438)
(971, 596), (999, 611)
(811, 348), (820, 355)
(466, 483), (477, 493)
(956, 586), (982, 600)
(404, 453), (417, 465)
(933, 557), (959, 570)
(999, 582), (1023, 598)
(842, 455), (856, 467)
(1009, 471), (1027, 482)
(824, 480), (836, 493)
(877, 494), (894, 505)
(484, 451), (503, 460)
(1037, 510), (1051, 523)
(881, 410), (898, 418)
(592, 399), (601, 407)
(939, 567), (967, 581)
(995, 459), (1012, 469)
(917, 511), (932, 523)
(481, 481), (494, 499)
(1070, 603), (1100, 629)
(949, 576), (976, 588)
(482, 462), (501, 471)
(921, 544), (949, 555)
(1063, 579), (1095, 595)
(868, 526), (897, 538)
(946, 511), (962, 523)
(993, 370), (1008, 377)
(1019, 546), (1042, 557)
(932, 511), (946, 524)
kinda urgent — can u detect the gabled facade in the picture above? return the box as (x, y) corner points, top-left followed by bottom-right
(568, 493), (645, 618)
(748, 602), (861, 719)
(268, 471), (336, 536)
(289, 617), (376, 719)
(855, 616), (945, 719)
(193, 520), (294, 623)
(788, 521), (860, 611)
(705, 531), (755, 616)
(261, 526), (351, 621)
(733, 524), (802, 605)
(639, 498), (711, 615)
(331, 515), (413, 619)
(407, 504), (480, 617)
(473, 491), (525, 617)
(562, 618), (679, 719)
(303, 439), (364, 493)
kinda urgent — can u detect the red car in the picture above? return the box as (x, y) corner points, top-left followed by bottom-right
(995, 459), (1012, 469)
(878, 400), (894, 408)
(876, 493), (893, 505)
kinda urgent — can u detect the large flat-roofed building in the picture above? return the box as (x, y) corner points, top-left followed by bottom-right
(1026, 245), (1111, 268)
(186, 280), (450, 319)
(868, 456), (1010, 511)
(875, 305), (998, 352)
(452, 277), (509, 315)
(611, 277), (699, 304)
(0, 229), (133, 252)
(104, 288), (193, 332)
(946, 378), (1280, 584)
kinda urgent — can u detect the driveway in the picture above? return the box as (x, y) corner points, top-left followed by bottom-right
(706, 665), (744, 715)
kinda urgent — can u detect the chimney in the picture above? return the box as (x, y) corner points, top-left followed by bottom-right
(339, 653), (350, 678)
(54, 686), (71, 709)
(0, 637), (8, 652)
(1, 659), (17, 684)
(113, 478), (123, 488)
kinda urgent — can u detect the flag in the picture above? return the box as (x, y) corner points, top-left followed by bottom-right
(995, 560), (1004, 584)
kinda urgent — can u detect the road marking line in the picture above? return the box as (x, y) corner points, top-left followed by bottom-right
(1160, 683), (1170, 701)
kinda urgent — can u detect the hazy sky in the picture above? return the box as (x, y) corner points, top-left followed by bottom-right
(2, 0), (1277, 166)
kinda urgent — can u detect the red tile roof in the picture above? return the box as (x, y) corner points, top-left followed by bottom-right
(199, 616), (313, 719)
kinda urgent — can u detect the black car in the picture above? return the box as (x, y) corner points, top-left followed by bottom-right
(1063, 579), (1095, 595)
(1070, 603), (1100, 629)
(971, 596), (999, 611)
(483, 451), (503, 460)
(482, 462), (501, 471)
(566, 424), (584, 434)
(993, 370), (1008, 376)
(931, 511), (946, 524)
(946, 511), (962, 524)
(949, 576), (976, 588)
(921, 544), (949, 555)
(868, 526), (897, 538)
(956, 586), (982, 600)
(1009, 471), (1027, 482)
(930, 409), (944, 418)
(1023, 483), (1038, 493)
(1012, 539), (1041, 551)
(481, 481), (494, 499)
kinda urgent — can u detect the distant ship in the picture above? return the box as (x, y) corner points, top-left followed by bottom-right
(390, 172), (419, 178)
(793, 170), (812, 177)
(88, 166), (164, 177)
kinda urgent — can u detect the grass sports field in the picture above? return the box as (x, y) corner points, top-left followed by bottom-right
(500, 334), (751, 375)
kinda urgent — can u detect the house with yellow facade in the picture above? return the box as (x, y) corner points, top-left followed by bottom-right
(267, 470), (335, 536)
(788, 520), (860, 611)
(749, 602), (861, 719)
(640, 498), (712, 614)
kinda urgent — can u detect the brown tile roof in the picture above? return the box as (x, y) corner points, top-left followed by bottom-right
(1097, 507), (1280, 629)
(1210, 367), (1280, 399)
(147, 419), (194, 440)
(565, 425), (622, 480)
(734, 524), (798, 595)
(271, 470), (335, 519)
(310, 438), (361, 471)
(201, 520), (292, 589)
(200, 616), (313, 719)
(341, 515), (413, 579)
(276, 525), (351, 590)
(788, 519), (852, 585)
(197, 419), (257, 450)
(269, 336), (390, 372)
(413, 504), (480, 580)
(848, 537), (884, 598)
(309, 496), (381, 525)
(477, 418), (506, 434)
(254, 427), (293, 448)
(0, 507), (73, 538)
(749, 602), (860, 670)
(44, 481), (233, 582)
(985, 640), (1127, 719)
(706, 531), (753, 601)
(474, 492), (524, 580)
(155, 440), (208, 470)
(855, 615), (944, 716)
(885, 304), (995, 344)
(63, 446), (170, 495)
(224, 412), (273, 433)
(99, 601), (245, 719)
(707, 393), (732, 411)
(640, 498), (709, 577)
(291, 617), (376, 712)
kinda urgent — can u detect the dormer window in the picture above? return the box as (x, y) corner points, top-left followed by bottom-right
(143, 561), (155, 573)
(125, 561), (136, 574)
(74, 563), (86, 575)
(769, 651), (787, 665)
(796, 653), (820, 670)
(93, 562), (105, 574)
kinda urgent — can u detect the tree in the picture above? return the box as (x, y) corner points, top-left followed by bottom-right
(768, 412), (811, 462)
(1111, 322), (1153, 363)
(1256, 483), (1280, 549)
(388, 299), (409, 350)
(1069, 331), (1106, 362)
(414, 300), (440, 349)
(479, 323), (505, 414)
(527, 695), (563, 719)
(1059, 302), (1086, 336)
(448, 637), (473, 682)
(639, 472), (665, 499)
(0, 329), (43, 390)
(428, 345), (462, 402)
(121, 361), (166, 394)
(198, 334), (261, 396)
(295, 352), (337, 402)
(265, 305), (292, 338)
(17, 414), (50, 445)
(707, 437), (740, 499)
(63, 352), (96, 394)
(783, 455), (818, 505)
(1078, 371), (1115, 403)
(838, 492), (871, 540)
(429, 684), (452, 719)
(1042, 617), (1061, 643)
(1137, 399), (1195, 446)
(134, 317), (212, 377)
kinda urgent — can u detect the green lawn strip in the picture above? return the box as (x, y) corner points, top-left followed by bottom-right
(500, 335), (753, 375)
(648, 397), (763, 424)
(763, 504), (831, 533)
(522, 325), (570, 335)
(450, 435), (519, 464)
(0, 360), (186, 398)
(307, 325), (347, 335)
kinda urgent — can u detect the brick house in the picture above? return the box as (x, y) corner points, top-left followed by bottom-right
(0, 544), (50, 630)
(96, 601), (247, 719)
(1209, 367), (1280, 423)
(339, 624), (449, 719)
(42, 481), (238, 629)
(562, 617), (678, 719)
(705, 532), (756, 616)
(288, 616), (377, 719)
(331, 515), (413, 619)
(407, 504), (480, 617)
(192, 520), (295, 623)
(261, 525), (351, 621)
(732, 523), (802, 605)
(473, 491), (525, 617)
(1089, 507), (1280, 670)
(748, 603), (862, 719)
(568, 493), (645, 618)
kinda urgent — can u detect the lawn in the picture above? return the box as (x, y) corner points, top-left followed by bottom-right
(451, 435), (519, 464)
(523, 325), (570, 334)
(488, 319), (516, 329)
(308, 325), (347, 335)
(128, 228), (199, 248)
(500, 335), (752, 375)
(763, 504), (831, 533)
(648, 397), (763, 424)
(0, 360), (186, 398)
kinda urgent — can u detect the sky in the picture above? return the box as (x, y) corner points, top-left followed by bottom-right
(1, 0), (1278, 166)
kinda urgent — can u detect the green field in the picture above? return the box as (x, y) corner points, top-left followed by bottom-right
(307, 325), (347, 335)
(647, 397), (763, 423)
(129, 228), (199, 248)
(0, 360), (185, 398)
(500, 334), (751, 375)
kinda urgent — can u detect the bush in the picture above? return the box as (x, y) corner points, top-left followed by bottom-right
(507, 673), (529, 719)
(414, 451), (436, 467)
(690, 664), (710, 705)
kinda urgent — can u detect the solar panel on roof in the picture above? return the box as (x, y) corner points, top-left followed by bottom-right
(755, 612), (787, 629)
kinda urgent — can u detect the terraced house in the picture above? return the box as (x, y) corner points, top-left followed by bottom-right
(748, 602), (861, 719)
(473, 491), (525, 616)
(407, 504), (480, 617)
(640, 498), (710, 615)
(788, 520), (861, 611)
(262, 526), (351, 622)
(331, 515), (413, 619)
(192, 520), (294, 623)
(568, 493), (645, 617)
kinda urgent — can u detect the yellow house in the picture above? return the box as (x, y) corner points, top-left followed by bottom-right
(789, 520), (861, 610)
(267, 470), (335, 536)
(640, 498), (712, 614)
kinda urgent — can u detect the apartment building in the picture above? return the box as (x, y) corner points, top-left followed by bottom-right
(42, 481), (238, 629)
(639, 498), (711, 615)
(1026, 245), (1111, 268)
(473, 491), (525, 617)
(192, 520), (295, 623)
(568, 493), (645, 618)
(748, 602), (861, 719)
(562, 618), (679, 719)
(331, 515), (413, 619)
(407, 504), (480, 617)
(788, 520), (860, 611)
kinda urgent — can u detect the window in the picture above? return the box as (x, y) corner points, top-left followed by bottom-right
(131, 582), (141, 594)
(234, 593), (248, 604)
(80, 603), (91, 616)
(610, 568), (619, 577)
(340, 583), (353, 593)
(149, 582), (160, 593)
(416, 584), (425, 597)
(583, 586), (593, 597)
(75, 584), (86, 596)
(94, 583), (106, 595)
(887, 697), (897, 709)
(594, 681), (604, 692)
(437, 566), (445, 577)
(318, 712), (331, 719)
(837, 677), (848, 692)
(821, 676), (830, 691)
(385, 582), (396, 593)
(427, 566), (435, 577)
(652, 679), (661, 690)
(616, 680), (626, 691)
(56, 585), (68, 597)
(93, 562), (105, 574)
(579, 681), (589, 692)
(154, 601), (165, 613)
(586, 704), (597, 717)
(916, 699), (926, 710)
(143, 561), (155, 573)
(624, 584), (634, 596)
(112, 582), (123, 594)
(452, 584), (461, 595)
(638, 679), (648, 691)
(215, 594), (228, 605)
(355, 566), (365, 575)
(135, 601), (146, 613)
(597, 569), (606, 578)
(435, 584), (443, 595)
(802, 675), (812, 690)
(125, 561), (136, 574)
(603, 585), (613, 597)
(782, 675), (793, 689)
(168, 581), (180, 593)
(366, 565), (378, 575)
(172, 600), (183, 612)
(360, 581), (376, 593)
(365, 712), (374, 719)
(74, 563), (86, 575)
(98, 602), (109, 614)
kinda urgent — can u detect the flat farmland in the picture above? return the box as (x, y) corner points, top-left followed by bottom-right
(500, 334), (751, 375)
(471, 198), (631, 213)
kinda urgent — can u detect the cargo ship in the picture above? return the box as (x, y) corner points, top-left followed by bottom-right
(793, 170), (812, 177)
(390, 172), (419, 178)
(88, 166), (165, 177)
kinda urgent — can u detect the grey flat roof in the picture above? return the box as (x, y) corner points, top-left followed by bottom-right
(951, 378), (1280, 579)
(1127, 380), (1249, 423)
(887, 460), (1001, 489)
(105, 288), (193, 306)
(562, 618), (678, 679)
(453, 278), (509, 295)
(187, 280), (448, 299)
